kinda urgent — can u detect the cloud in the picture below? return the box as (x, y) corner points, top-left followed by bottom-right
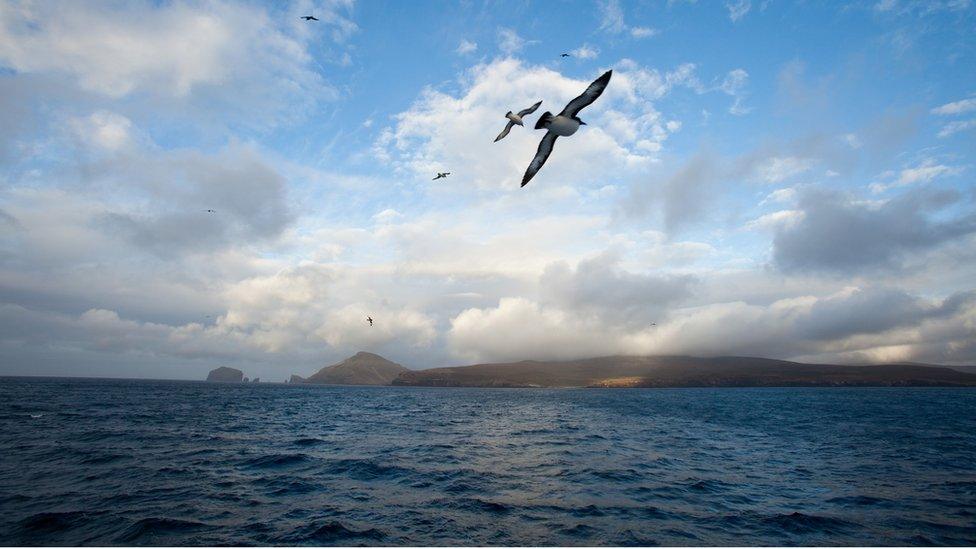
(570, 44), (600, 60)
(744, 209), (805, 232)
(456, 39), (477, 55)
(752, 156), (814, 183)
(540, 251), (695, 327)
(725, 0), (752, 22)
(869, 158), (964, 192)
(598, 0), (658, 38)
(0, 1), (349, 99)
(375, 58), (688, 189)
(67, 111), (136, 152)
(719, 68), (751, 115)
(937, 118), (976, 138)
(931, 96), (976, 115)
(630, 27), (658, 38)
(445, 279), (976, 366)
(773, 187), (976, 274)
(497, 28), (536, 55)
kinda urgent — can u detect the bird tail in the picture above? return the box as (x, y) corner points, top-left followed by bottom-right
(534, 111), (553, 130)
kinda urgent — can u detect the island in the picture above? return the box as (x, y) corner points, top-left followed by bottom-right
(290, 351), (408, 386)
(392, 355), (976, 388)
(205, 366), (245, 383)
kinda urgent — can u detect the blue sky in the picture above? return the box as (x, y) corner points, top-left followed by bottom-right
(0, 0), (974, 379)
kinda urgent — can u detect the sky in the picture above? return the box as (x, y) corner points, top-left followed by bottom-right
(1, 0), (974, 380)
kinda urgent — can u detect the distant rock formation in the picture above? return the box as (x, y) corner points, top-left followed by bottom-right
(303, 351), (408, 385)
(288, 374), (306, 384)
(206, 366), (244, 383)
(393, 355), (976, 388)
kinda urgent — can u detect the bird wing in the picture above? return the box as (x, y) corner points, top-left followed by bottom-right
(559, 70), (613, 118)
(494, 121), (515, 142)
(521, 132), (558, 187)
(517, 100), (543, 118)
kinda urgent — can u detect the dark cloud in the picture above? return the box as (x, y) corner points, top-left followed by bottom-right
(541, 252), (695, 327)
(773, 186), (976, 274)
(621, 151), (722, 234)
(795, 286), (974, 341)
(91, 145), (291, 256)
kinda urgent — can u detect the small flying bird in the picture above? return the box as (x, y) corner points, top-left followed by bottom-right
(521, 70), (612, 187)
(494, 100), (542, 142)
(367, 316), (373, 326)
(561, 53), (571, 57)
(204, 209), (216, 213)
(432, 172), (451, 180)
(301, 15), (319, 21)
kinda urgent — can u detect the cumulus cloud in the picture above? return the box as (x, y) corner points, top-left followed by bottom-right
(375, 58), (691, 189)
(0, 1), (348, 99)
(773, 187), (976, 274)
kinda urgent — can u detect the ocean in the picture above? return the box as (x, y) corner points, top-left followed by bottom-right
(1, 378), (975, 546)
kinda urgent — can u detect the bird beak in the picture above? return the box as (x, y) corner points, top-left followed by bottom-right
(579, 121), (587, 125)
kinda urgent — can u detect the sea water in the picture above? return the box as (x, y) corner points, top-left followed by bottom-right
(1, 378), (974, 545)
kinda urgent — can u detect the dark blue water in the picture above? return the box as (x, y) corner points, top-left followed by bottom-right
(1, 379), (975, 546)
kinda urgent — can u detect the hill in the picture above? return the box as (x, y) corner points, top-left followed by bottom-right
(301, 352), (408, 385)
(392, 355), (976, 388)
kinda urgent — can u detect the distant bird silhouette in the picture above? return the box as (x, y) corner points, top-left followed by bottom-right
(561, 53), (571, 57)
(204, 209), (216, 213)
(494, 100), (542, 142)
(301, 15), (318, 21)
(521, 70), (612, 187)
(367, 316), (373, 326)
(432, 172), (450, 180)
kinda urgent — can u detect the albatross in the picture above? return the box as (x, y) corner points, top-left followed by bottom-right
(300, 15), (318, 21)
(493, 100), (542, 142)
(432, 172), (450, 180)
(520, 70), (612, 187)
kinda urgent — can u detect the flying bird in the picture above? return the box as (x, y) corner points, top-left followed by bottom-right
(521, 70), (612, 187)
(561, 53), (571, 57)
(301, 15), (319, 21)
(367, 316), (373, 326)
(494, 100), (542, 142)
(204, 209), (216, 213)
(432, 172), (451, 180)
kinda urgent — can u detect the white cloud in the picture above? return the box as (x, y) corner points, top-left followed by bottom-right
(870, 159), (964, 192)
(725, 0), (752, 22)
(456, 39), (477, 55)
(0, 1), (349, 100)
(937, 118), (976, 138)
(68, 111), (135, 152)
(598, 0), (656, 38)
(630, 26), (659, 38)
(760, 187), (798, 206)
(719, 68), (751, 115)
(571, 44), (600, 60)
(753, 156), (815, 183)
(375, 58), (688, 189)
(745, 209), (805, 231)
(931, 97), (976, 115)
(497, 28), (536, 55)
